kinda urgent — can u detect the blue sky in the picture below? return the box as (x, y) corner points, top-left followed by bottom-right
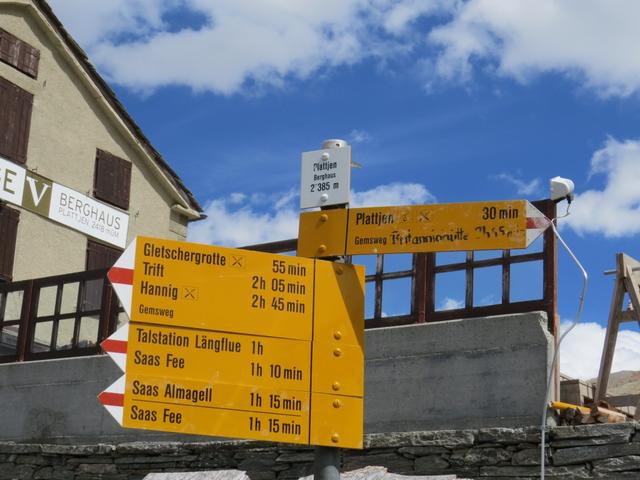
(48, 0), (640, 380)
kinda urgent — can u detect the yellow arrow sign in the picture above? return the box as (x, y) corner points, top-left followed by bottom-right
(124, 398), (310, 444)
(130, 238), (315, 340)
(127, 323), (311, 390)
(297, 200), (550, 257)
(103, 237), (365, 448)
(124, 374), (310, 415)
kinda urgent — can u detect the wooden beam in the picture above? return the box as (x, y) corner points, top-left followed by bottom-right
(594, 253), (626, 403)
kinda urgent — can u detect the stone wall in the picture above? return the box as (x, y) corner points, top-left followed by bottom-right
(1, 424), (638, 480)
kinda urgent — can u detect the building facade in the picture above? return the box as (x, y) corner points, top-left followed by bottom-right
(0, 0), (202, 284)
(0, 0), (202, 361)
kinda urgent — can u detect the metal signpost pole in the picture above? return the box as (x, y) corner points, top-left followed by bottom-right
(312, 138), (351, 480)
(314, 446), (341, 480)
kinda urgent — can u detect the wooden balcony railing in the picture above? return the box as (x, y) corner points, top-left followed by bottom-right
(0, 268), (122, 363)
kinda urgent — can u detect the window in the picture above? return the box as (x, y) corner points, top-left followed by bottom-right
(93, 149), (131, 210)
(0, 204), (19, 282)
(29, 272), (109, 357)
(0, 28), (40, 78)
(0, 77), (33, 165)
(0, 287), (24, 358)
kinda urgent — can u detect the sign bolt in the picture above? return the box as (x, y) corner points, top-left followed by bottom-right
(320, 214), (328, 222)
(321, 152), (330, 161)
(320, 193), (329, 202)
(318, 245), (327, 253)
(332, 381), (341, 391)
(333, 331), (342, 340)
(331, 433), (340, 443)
(332, 399), (342, 408)
(335, 266), (343, 274)
(333, 348), (342, 357)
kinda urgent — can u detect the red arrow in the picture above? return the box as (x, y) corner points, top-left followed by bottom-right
(97, 376), (125, 425)
(100, 323), (129, 372)
(107, 238), (137, 318)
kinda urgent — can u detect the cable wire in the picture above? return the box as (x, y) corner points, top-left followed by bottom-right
(540, 212), (588, 479)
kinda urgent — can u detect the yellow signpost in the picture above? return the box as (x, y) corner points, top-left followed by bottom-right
(298, 200), (549, 257)
(123, 374), (311, 414)
(131, 238), (316, 340)
(124, 397), (310, 444)
(127, 323), (311, 389)
(101, 236), (365, 449)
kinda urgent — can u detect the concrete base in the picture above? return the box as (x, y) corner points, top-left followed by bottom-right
(364, 311), (554, 433)
(0, 354), (208, 443)
(0, 312), (553, 443)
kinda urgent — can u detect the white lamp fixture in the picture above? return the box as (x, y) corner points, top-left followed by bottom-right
(550, 176), (575, 203)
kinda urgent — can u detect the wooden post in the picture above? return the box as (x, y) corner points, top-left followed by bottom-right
(594, 253), (640, 405)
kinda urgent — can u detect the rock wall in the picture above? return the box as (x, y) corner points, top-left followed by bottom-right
(0, 424), (638, 479)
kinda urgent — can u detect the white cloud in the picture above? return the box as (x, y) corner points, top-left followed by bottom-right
(188, 182), (432, 246)
(350, 182), (435, 208)
(378, 0), (457, 35)
(187, 191), (300, 247)
(491, 173), (541, 196)
(47, 0), (640, 97)
(47, 0), (176, 48)
(427, 0), (640, 97)
(228, 192), (247, 204)
(559, 321), (640, 380)
(440, 297), (463, 310)
(49, 0), (373, 94)
(348, 129), (372, 144)
(564, 137), (640, 237)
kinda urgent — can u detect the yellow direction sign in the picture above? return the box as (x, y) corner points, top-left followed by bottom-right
(109, 237), (316, 340)
(127, 323), (311, 390)
(101, 237), (366, 448)
(124, 374), (311, 416)
(125, 397), (309, 444)
(297, 200), (550, 257)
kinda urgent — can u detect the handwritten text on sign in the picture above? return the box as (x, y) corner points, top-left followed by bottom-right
(298, 200), (548, 257)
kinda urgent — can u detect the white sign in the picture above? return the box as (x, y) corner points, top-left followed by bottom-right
(0, 155), (129, 248)
(0, 156), (27, 205)
(300, 146), (351, 209)
(49, 183), (129, 248)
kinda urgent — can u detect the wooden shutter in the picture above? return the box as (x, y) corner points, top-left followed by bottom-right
(86, 240), (122, 270)
(0, 28), (40, 78)
(94, 150), (132, 210)
(84, 240), (122, 310)
(0, 205), (19, 282)
(0, 77), (33, 164)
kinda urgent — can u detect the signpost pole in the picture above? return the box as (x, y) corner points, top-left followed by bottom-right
(311, 138), (351, 480)
(314, 446), (341, 480)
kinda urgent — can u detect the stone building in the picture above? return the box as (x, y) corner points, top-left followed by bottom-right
(0, 0), (202, 284)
